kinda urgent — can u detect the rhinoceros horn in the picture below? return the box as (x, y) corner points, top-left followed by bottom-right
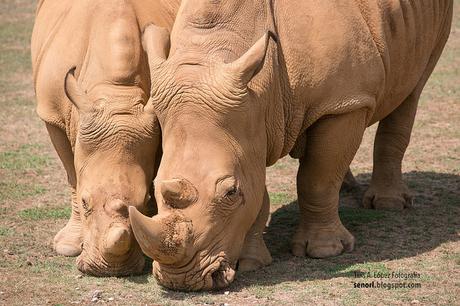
(64, 67), (90, 111)
(129, 206), (192, 264)
(160, 179), (197, 208)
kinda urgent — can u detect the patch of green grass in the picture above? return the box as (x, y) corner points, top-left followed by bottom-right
(0, 227), (12, 236)
(440, 192), (460, 207)
(442, 252), (460, 265)
(18, 206), (70, 220)
(248, 284), (275, 299)
(269, 192), (294, 205)
(0, 182), (46, 201)
(339, 207), (386, 226)
(328, 262), (389, 278)
(30, 258), (74, 274)
(342, 289), (363, 306)
(0, 144), (49, 171)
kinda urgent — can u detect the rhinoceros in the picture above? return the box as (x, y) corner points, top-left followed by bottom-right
(31, 0), (179, 276)
(129, 0), (453, 290)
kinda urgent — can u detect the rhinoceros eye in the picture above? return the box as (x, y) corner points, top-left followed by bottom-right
(224, 185), (239, 200)
(215, 176), (242, 206)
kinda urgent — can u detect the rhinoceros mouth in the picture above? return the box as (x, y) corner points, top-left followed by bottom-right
(76, 244), (145, 277)
(152, 251), (236, 291)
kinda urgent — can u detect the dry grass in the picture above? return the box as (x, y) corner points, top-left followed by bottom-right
(0, 0), (459, 305)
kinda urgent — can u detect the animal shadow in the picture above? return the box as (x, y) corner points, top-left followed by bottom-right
(232, 171), (459, 288)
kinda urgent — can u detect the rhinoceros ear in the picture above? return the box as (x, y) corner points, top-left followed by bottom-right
(227, 31), (275, 86)
(142, 24), (170, 71)
(64, 67), (90, 111)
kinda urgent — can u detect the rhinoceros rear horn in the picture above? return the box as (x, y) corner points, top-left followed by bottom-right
(64, 67), (90, 111)
(160, 179), (197, 209)
(227, 31), (274, 85)
(142, 24), (170, 70)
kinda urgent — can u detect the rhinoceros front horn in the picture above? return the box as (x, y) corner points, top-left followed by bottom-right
(160, 179), (197, 208)
(64, 67), (90, 111)
(128, 206), (192, 265)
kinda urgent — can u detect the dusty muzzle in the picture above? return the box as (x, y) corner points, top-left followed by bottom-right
(129, 206), (236, 290)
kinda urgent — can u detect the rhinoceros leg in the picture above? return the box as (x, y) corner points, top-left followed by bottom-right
(362, 27), (450, 211)
(340, 168), (360, 192)
(46, 123), (83, 257)
(362, 93), (419, 210)
(238, 187), (272, 271)
(292, 108), (367, 258)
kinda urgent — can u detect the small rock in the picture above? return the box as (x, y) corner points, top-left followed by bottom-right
(91, 290), (103, 303)
(224, 291), (230, 295)
(75, 287), (80, 290)
(26, 259), (33, 266)
(75, 274), (83, 279)
(107, 297), (114, 301)
(411, 300), (420, 304)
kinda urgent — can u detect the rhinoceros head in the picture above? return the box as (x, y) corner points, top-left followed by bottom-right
(64, 67), (159, 276)
(129, 25), (272, 290)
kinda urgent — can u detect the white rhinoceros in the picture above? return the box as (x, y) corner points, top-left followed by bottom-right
(31, 0), (179, 276)
(129, 0), (453, 289)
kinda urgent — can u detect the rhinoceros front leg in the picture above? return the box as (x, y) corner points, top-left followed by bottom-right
(292, 108), (367, 258)
(238, 187), (272, 271)
(46, 123), (83, 257)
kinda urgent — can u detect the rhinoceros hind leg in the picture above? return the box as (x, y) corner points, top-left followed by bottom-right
(293, 108), (367, 258)
(363, 28), (449, 211)
(362, 182), (413, 210)
(363, 90), (419, 210)
(238, 188), (272, 272)
(46, 123), (83, 256)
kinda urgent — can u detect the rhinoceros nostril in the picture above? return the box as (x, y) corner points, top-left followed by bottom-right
(211, 262), (236, 289)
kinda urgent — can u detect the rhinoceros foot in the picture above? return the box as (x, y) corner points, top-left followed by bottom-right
(53, 220), (83, 257)
(291, 221), (355, 258)
(238, 242), (272, 272)
(362, 183), (413, 211)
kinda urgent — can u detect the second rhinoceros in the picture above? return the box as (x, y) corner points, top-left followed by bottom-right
(130, 0), (453, 290)
(31, 0), (178, 275)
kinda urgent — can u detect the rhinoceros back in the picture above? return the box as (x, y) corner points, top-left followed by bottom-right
(31, 0), (176, 134)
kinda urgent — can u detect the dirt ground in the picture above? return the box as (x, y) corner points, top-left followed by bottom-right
(0, 0), (459, 305)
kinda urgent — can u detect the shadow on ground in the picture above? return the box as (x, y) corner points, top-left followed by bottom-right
(230, 171), (460, 288)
